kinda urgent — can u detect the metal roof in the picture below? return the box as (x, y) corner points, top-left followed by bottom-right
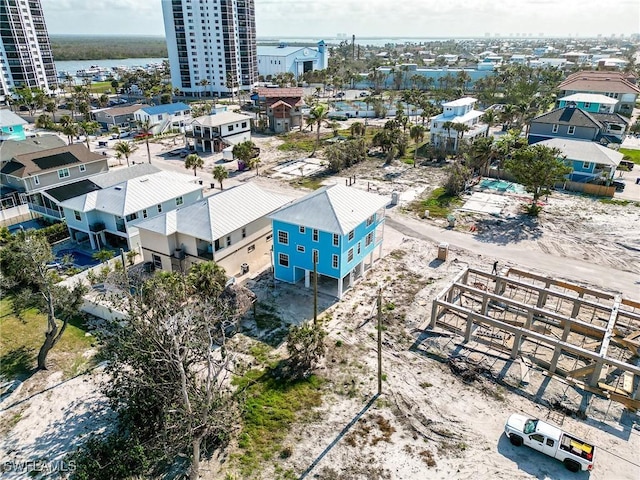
(442, 97), (478, 107)
(136, 182), (293, 240)
(269, 184), (389, 235)
(559, 93), (618, 105)
(257, 45), (312, 57)
(137, 102), (191, 116)
(193, 111), (252, 127)
(0, 109), (27, 127)
(59, 170), (201, 216)
(539, 138), (623, 167)
(256, 87), (304, 98)
(90, 163), (160, 188)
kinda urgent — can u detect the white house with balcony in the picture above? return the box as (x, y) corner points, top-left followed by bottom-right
(187, 111), (252, 153)
(59, 170), (203, 251)
(136, 182), (293, 276)
(133, 102), (192, 135)
(430, 97), (488, 153)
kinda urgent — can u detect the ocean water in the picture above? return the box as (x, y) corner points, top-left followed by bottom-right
(54, 57), (168, 76)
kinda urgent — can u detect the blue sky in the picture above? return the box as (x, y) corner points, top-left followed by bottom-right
(41, 0), (639, 38)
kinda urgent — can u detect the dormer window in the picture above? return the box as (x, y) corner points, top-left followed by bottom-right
(552, 124), (558, 133)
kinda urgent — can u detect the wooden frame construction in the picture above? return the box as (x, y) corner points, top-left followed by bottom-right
(429, 267), (640, 409)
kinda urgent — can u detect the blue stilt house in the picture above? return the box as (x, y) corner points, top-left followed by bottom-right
(269, 184), (389, 298)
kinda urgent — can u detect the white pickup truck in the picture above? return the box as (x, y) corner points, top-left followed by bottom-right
(504, 414), (595, 472)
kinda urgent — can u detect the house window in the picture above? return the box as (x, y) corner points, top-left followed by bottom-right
(142, 209), (148, 218)
(299, 226), (305, 234)
(366, 214), (375, 226)
(357, 242), (361, 255)
(74, 210), (81, 221)
(567, 126), (575, 135)
(58, 168), (70, 179)
(582, 161), (591, 169)
(226, 236), (231, 246)
(313, 249), (319, 264)
(297, 245), (305, 253)
(228, 125), (234, 132)
(551, 124), (558, 133)
(347, 248), (354, 262)
(332, 254), (338, 269)
(332, 234), (339, 246)
(278, 253), (289, 267)
(33, 175), (39, 185)
(583, 102), (590, 108)
(278, 230), (288, 245)
(248, 244), (255, 253)
(157, 204), (163, 213)
(79, 164), (86, 173)
(312, 229), (318, 241)
(241, 122), (247, 128)
(152, 254), (162, 269)
(348, 230), (355, 241)
(366, 232), (373, 246)
(242, 227), (246, 238)
(158, 114), (163, 120)
(126, 212), (138, 222)
(266, 233), (273, 241)
(176, 196), (184, 206)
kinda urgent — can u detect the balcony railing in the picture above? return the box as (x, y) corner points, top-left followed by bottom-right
(196, 249), (213, 260)
(28, 203), (62, 219)
(89, 222), (105, 232)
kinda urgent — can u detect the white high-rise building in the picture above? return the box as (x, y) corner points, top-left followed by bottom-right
(0, 0), (58, 100)
(162, 0), (257, 97)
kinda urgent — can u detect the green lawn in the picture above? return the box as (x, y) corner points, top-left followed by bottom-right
(619, 148), (640, 165)
(407, 187), (463, 218)
(232, 370), (323, 477)
(0, 297), (95, 380)
(88, 81), (115, 95)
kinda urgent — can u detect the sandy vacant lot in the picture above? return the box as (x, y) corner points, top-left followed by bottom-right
(1, 129), (639, 479)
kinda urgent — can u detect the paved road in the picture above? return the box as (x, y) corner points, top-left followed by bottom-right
(385, 213), (639, 297)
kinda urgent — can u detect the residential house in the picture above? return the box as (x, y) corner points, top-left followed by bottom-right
(0, 109), (28, 141)
(269, 184), (389, 299)
(254, 87), (304, 133)
(538, 138), (623, 183)
(0, 144), (109, 221)
(557, 71), (640, 115)
(133, 102), (191, 135)
(528, 105), (629, 145)
(59, 170), (203, 251)
(188, 112), (252, 153)
(430, 97), (488, 153)
(257, 41), (329, 79)
(137, 183), (292, 276)
(0, 135), (65, 206)
(557, 93), (618, 114)
(92, 104), (145, 131)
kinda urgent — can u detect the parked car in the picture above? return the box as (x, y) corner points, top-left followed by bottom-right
(332, 92), (346, 98)
(619, 160), (634, 171)
(359, 91), (370, 97)
(504, 414), (595, 472)
(134, 132), (153, 140)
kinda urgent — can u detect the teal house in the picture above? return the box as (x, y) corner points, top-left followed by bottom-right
(557, 93), (618, 114)
(0, 110), (27, 141)
(270, 185), (389, 299)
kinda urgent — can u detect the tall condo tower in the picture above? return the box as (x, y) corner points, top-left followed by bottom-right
(162, 0), (258, 97)
(0, 0), (58, 100)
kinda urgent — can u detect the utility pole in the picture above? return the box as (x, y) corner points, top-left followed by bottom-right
(313, 255), (318, 325)
(352, 34), (356, 61)
(377, 288), (383, 395)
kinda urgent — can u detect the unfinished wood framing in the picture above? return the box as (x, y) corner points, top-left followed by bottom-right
(429, 267), (640, 408)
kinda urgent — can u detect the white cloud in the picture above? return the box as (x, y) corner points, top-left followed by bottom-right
(38, 0), (639, 37)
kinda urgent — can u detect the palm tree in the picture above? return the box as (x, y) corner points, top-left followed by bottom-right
(350, 121), (366, 137)
(452, 123), (470, 152)
(62, 122), (79, 145)
(409, 124), (426, 166)
(442, 121), (454, 153)
(114, 141), (135, 168)
(501, 104), (517, 131)
(212, 165), (228, 190)
(184, 153), (204, 176)
(187, 261), (226, 297)
(468, 136), (496, 176)
(198, 78), (210, 99)
(79, 121), (100, 151)
(307, 104), (330, 156)
(136, 118), (156, 164)
(45, 100), (57, 122)
(481, 110), (498, 129)
(247, 157), (262, 176)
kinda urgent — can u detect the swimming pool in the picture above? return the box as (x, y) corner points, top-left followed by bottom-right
(56, 248), (100, 267)
(479, 179), (526, 194)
